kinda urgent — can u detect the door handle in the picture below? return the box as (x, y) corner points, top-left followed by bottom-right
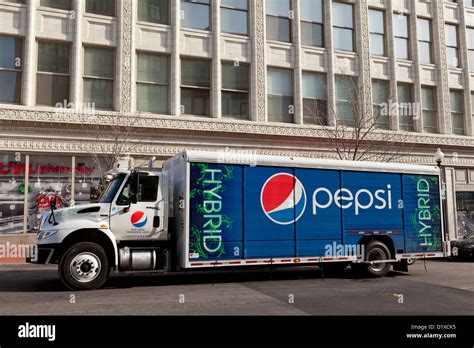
(146, 206), (160, 210)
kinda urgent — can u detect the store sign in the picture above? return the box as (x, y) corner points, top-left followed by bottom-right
(0, 162), (95, 176)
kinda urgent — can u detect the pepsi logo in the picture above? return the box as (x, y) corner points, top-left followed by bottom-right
(131, 211), (148, 228)
(261, 173), (306, 225)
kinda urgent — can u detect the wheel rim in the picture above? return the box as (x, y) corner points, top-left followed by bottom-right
(69, 252), (102, 283)
(368, 248), (387, 273)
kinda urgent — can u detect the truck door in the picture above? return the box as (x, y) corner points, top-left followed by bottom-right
(109, 173), (165, 241)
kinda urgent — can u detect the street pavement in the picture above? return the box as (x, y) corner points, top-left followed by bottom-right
(0, 260), (472, 315)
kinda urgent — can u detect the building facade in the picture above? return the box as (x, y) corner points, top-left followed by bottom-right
(0, 0), (473, 240)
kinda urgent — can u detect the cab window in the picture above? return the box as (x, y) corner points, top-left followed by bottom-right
(116, 174), (159, 205)
(137, 175), (159, 202)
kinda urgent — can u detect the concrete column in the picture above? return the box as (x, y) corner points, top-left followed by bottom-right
(71, 156), (76, 207)
(212, 0), (222, 118)
(355, 0), (372, 125)
(22, 0), (37, 106)
(387, 2), (400, 131)
(171, 0), (181, 116)
(458, 1), (473, 136)
(116, 0), (133, 113)
(324, 0), (336, 127)
(70, 0), (83, 109)
(433, 0), (452, 134)
(22, 155), (29, 234)
(293, 0), (303, 125)
(251, 0), (266, 122)
(409, 1), (423, 133)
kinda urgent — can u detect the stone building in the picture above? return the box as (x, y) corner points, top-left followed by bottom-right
(0, 0), (473, 241)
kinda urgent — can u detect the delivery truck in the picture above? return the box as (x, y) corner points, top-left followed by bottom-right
(29, 151), (450, 290)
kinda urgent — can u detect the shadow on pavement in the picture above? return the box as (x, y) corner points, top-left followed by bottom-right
(0, 265), (411, 293)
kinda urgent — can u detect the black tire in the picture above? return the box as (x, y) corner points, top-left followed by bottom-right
(351, 241), (392, 277)
(59, 242), (109, 290)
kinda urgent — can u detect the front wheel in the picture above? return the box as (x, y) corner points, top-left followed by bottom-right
(59, 242), (109, 290)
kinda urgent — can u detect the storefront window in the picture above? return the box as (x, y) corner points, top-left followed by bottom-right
(456, 192), (474, 238)
(0, 154), (26, 233)
(27, 156), (73, 233)
(74, 157), (103, 204)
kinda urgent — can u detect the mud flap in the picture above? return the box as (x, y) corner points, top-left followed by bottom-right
(393, 260), (408, 272)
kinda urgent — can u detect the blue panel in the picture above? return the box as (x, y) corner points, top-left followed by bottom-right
(189, 242), (243, 261)
(340, 172), (403, 230)
(298, 240), (339, 257)
(245, 241), (295, 258)
(402, 175), (442, 252)
(189, 163), (243, 260)
(243, 166), (295, 241)
(295, 168), (342, 240)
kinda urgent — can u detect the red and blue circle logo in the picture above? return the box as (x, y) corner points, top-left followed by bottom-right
(131, 211), (147, 228)
(261, 173), (306, 225)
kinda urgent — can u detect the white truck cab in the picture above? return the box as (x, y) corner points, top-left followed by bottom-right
(33, 168), (171, 290)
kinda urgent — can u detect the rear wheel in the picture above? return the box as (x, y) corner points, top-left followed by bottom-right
(352, 241), (392, 277)
(59, 242), (109, 290)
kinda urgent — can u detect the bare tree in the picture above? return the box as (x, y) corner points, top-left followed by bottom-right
(82, 112), (145, 190)
(304, 75), (412, 162)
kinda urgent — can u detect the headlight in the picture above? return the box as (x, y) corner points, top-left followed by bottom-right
(38, 229), (59, 240)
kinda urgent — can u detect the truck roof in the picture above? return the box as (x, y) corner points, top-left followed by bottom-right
(180, 150), (440, 176)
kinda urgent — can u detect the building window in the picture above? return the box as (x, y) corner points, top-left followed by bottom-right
(221, 0), (248, 36)
(300, 0), (324, 47)
(83, 46), (114, 110)
(446, 24), (460, 68)
(0, 36), (22, 104)
(369, 9), (386, 56)
(137, 0), (169, 24)
(468, 28), (474, 68)
(421, 86), (437, 133)
(302, 72), (327, 125)
(40, 0), (71, 10)
(417, 18), (433, 64)
(86, 0), (115, 16)
(37, 41), (70, 107)
(372, 79), (390, 129)
(181, 58), (211, 116)
(450, 90), (465, 135)
(393, 13), (410, 60)
(332, 2), (354, 52)
(136, 53), (169, 114)
(181, 0), (210, 31)
(335, 75), (357, 126)
(267, 67), (294, 123)
(222, 62), (249, 119)
(397, 83), (415, 131)
(266, 0), (292, 43)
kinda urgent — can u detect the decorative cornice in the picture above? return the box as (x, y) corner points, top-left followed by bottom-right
(1, 107), (474, 148)
(2, 136), (474, 167)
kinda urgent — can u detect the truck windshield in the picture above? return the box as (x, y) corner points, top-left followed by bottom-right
(98, 174), (126, 203)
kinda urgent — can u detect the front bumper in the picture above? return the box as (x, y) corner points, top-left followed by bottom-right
(26, 244), (60, 264)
